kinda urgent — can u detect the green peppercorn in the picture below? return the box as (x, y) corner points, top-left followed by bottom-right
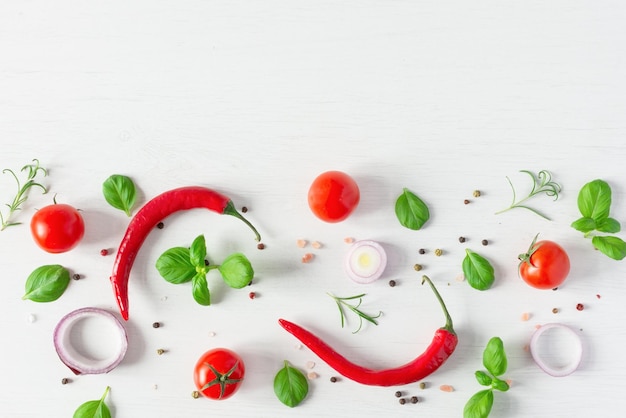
(191, 390), (200, 399)
(413, 263), (423, 271)
(473, 190), (481, 197)
(434, 248), (443, 256)
(419, 382), (426, 390)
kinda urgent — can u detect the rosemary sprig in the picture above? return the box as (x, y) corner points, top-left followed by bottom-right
(327, 292), (382, 334)
(495, 169), (561, 221)
(1, 159), (48, 230)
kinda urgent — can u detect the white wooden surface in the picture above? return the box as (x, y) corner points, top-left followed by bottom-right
(1, 1), (626, 417)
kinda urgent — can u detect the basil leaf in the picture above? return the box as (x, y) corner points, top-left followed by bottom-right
(274, 361), (308, 408)
(592, 236), (626, 260)
(22, 265), (70, 302)
(596, 217), (621, 233)
(395, 188), (430, 230)
(190, 235), (207, 267)
(191, 273), (211, 305)
(462, 249), (495, 290)
(491, 377), (510, 392)
(73, 387), (111, 418)
(577, 179), (611, 220)
(156, 247), (196, 284)
(483, 337), (507, 377)
(463, 389), (494, 418)
(218, 253), (254, 289)
(571, 217), (596, 233)
(475, 370), (492, 386)
(102, 174), (136, 217)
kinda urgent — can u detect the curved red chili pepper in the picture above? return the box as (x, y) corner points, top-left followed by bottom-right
(110, 186), (261, 321)
(279, 275), (457, 386)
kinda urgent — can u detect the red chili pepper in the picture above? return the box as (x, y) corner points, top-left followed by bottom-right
(110, 186), (261, 320)
(279, 275), (457, 386)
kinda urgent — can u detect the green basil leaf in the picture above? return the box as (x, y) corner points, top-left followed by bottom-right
(22, 264), (70, 302)
(592, 236), (626, 260)
(463, 389), (494, 418)
(577, 179), (611, 220)
(571, 217), (596, 233)
(191, 273), (211, 305)
(274, 361), (308, 408)
(491, 377), (510, 392)
(483, 337), (507, 377)
(475, 370), (492, 386)
(190, 235), (207, 267)
(102, 174), (136, 217)
(596, 217), (621, 233)
(395, 188), (430, 230)
(462, 249), (495, 290)
(73, 387), (111, 418)
(218, 253), (254, 289)
(156, 247), (196, 284)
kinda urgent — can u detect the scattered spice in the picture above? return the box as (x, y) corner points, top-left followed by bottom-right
(458, 236), (466, 243)
(257, 242), (265, 250)
(552, 308), (559, 314)
(241, 206), (248, 213)
(72, 274), (81, 281)
(330, 376), (338, 383)
(395, 391), (402, 398)
(191, 390), (200, 399)
(249, 292), (256, 299)
(100, 248), (109, 256)
(419, 382), (426, 390)
(27, 313), (36, 323)
(439, 384), (454, 392)
(208, 331), (216, 337)
(413, 263), (423, 271)
(307, 371), (318, 380)
(311, 241), (322, 249)
(520, 312), (530, 321)
(596, 294), (602, 299)
(343, 237), (355, 244)
(389, 280), (396, 287)
(156, 221), (164, 229)
(296, 239), (308, 248)
(204, 259), (209, 266)
(306, 361), (315, 369)
(464, 199), (470, 205)
(552, 287), (558, 291)
(473, 190), (481, 198)
(455, 273), (465, 282)
(152, 322), (161, 328)
(410, 396), (419, 404)
(481, 239), (489, 246)
(61, 378), (70, 385)
(434, 248), (443, 256)
(156, 348), (166, 355)
(418, 248), (426, 254)
(301, 253), (314, 263)
(576, 303), (584, 311)
(399, 398), (407, 405)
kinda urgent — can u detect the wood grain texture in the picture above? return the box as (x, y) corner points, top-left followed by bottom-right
(1, 1), (625, 417)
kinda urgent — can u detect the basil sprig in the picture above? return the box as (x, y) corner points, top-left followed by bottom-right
(273, 361), (308, 408)
(73, 386), (111, 418)
(155, 234), (254, 306)
(462, 249), (495, 290)
(464, 337), (510, 418)
(102, 174), (137, 216)
(571, 179), (626, 260)
(395, 188), (430, 230)
(22, 264), (70, 302)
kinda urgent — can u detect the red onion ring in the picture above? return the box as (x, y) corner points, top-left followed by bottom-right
(344, 240), (387, 284)
(53, 307), (128, 375)
(529, 323), (582, 377)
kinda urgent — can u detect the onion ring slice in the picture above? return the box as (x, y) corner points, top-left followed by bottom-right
(344, 240), (387, 284)
(529, 323), (582, 377)
(53, 307), (128, 375)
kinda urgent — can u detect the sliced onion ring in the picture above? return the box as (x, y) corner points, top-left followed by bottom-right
(344, 240), (387, 284)
(529, 323), (582, 377)
(53, 307), (128, 375)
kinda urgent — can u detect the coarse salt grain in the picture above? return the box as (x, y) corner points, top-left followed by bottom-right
(208, 331), (216, 337)
(455, 273), (465, 282)
(296, 239), (308, 248)
(311, 241), (322, 249)
(302, 253), (314, 263)
(439, 385), (454, 392)
(307, 372), (318, 380)
(27, 314), (36, 323)
(521, 312), (530, 321)
(306, 361), (315, 369)
(343, 237), (355, 244)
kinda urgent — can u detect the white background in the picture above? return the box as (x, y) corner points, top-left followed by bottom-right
(1, 1), (626, 417)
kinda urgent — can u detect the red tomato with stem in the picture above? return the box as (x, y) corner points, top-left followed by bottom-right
(30, 203), (85, 253)
(193, 348), (245, 400)
(518, 234), (570, 289)
(307, 170), (360, 222)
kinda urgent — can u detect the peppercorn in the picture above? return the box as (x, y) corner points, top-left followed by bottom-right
(72, 274), (81, 280)
(100, 248), (109, 256)
(576, 303), (584, 311)
(473, 190), (481, 198)
(481, 239), (489, 246)
(419, 382), (426, 390)
(395, 391), (402, 398)
(156, 222), (164, 229)
(389, 280), (396, 287)
(418, 248), (426, 254)
(330, 376), (338, 383)
(204, 259), (209, 266)
(413, 263), (422, 271)
(257, 242), (265, 250)
(434, 248), (443, 256)
(191, 390), (200, 399)
(61, 378), (70, 385)
(241, 206), (248, 213)
(152, 322), (161, 328)
(249, 292), (256, 299)
(552, 308), (559, 314)
(410, 396), (419, 404)
(156, 348), (165, 355)
(399, 398), (407, 405)
(464, 199), (470, 205)
(458, 236), (466, 243)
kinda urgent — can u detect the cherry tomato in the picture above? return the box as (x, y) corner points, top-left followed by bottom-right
(193, 348), (245, 400)
(518, 235), (570, 289)
(30, 203), (85, 253)
(307, 170), (360, 223)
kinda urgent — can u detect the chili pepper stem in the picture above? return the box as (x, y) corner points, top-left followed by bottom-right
(421, 275), (454, 334)
(223, 201), (261, 242)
